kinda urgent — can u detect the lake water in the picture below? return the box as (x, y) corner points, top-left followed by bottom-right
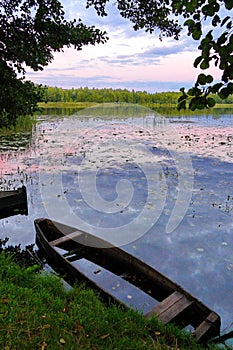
(0, 103), (233, 333)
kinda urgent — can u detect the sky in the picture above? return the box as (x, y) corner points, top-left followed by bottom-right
(25, 0), (222, 93)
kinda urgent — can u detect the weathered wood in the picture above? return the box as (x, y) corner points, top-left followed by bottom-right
(0, 186), (28, 219)
(193, 312), (221, 343)
(145, 291), (193, 324)
(50, 230), (84, 246)
(35, 218), (221, 344)
(145, 291), (183, 318)
(0, 186), (26, 202)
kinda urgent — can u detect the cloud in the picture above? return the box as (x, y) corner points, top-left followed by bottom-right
(26, 0), (211, 92)
(62, 0), (129, 30)
(92, 34), (198, 67)
(26, 68), (194, 92)
(97, 53), (160, 66)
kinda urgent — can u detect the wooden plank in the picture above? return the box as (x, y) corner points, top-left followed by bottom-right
(145, 291), (193, 324)
(0, 191), (15, 199)
(144, 291), (183, 318)
(193, 312), (220, 342)
(50, 230), (84, 246)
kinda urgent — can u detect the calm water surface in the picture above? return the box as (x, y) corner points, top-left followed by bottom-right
(0, 104), (233, 332)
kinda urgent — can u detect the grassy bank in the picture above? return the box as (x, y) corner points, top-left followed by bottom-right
(0, 253), (218, 350)
(38, 102), (97, 109)
(38, 101), (233, 109)
(37, 101), (233, 115)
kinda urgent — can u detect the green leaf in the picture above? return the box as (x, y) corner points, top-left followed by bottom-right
(217, 32), (228, 45)
(226, 21), (232, 29)
(224, 0), (233, 10)
(185, 0), (198, 12)
(189, 99), (198, 111)
(218, 87), (231, 99)
(177, 93), (187, 110)
(205, 30), (213, 41)
(202, 4), (216, 17)
(212, 14), (221, 26)
(197, 73), (207, 85)
(200, 60), (209, 69)
(206, 75), (214, 83)
(207, 97), (216, 107)
(192, 27), (202, 40)
(210, 82), (224, 93)
(193, 13), (200, 20)
(184, 19), (195, 27)
(221, 16), (231, 27)
(188, 88), (197, 96)
(195, 98), (206, 109)
(193, 56), (202, 68)
(228, 82), (233, 90)
(219, 60), (227, 70)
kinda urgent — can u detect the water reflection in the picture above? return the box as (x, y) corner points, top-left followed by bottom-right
(0, 104), (233, 330)
(39, 106), (85, 116)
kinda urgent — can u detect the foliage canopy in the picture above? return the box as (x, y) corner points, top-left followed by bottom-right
(0, 0), (107, 126)
(87, 0), (233, 110)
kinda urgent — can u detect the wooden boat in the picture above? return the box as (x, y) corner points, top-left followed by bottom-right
(0, 186), (28, 219)
(35, 218), (220, 344)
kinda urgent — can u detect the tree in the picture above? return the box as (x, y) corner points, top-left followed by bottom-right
(0, 62), (44, 128)
(87, 0), (233, 110)
(0, 0), (107, 126)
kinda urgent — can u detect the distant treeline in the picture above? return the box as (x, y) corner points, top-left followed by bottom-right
(42, 86), (233, 105)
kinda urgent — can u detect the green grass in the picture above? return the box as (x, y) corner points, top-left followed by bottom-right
(0, 253), (219, 350)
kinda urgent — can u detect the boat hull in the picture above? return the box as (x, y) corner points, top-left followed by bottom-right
(0, 186), (28, 219)
(35, 217), (220, 344)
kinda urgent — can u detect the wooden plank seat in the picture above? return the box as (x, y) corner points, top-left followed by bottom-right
(50, 230), (84, 246)
(193, 312), (221, 343)
(144, 291), (193, 324)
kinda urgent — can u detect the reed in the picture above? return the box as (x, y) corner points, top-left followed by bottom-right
(0, 115), (35, 134)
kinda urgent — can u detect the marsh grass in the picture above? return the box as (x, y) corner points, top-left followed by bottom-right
(38, 102), (97, 109)
(0, 253), (219, 350)
(0, 115), (35, 133)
